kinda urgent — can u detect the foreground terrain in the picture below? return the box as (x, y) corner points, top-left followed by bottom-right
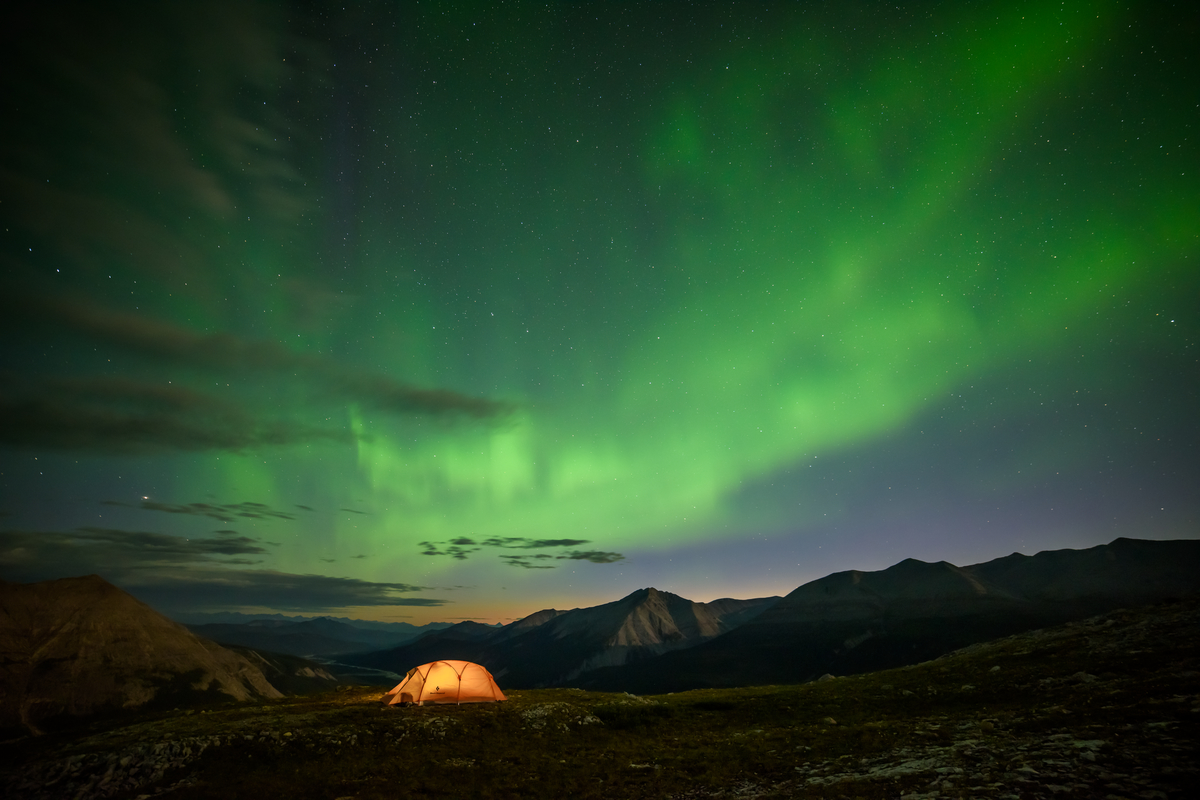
(3, 598), (1197, 799)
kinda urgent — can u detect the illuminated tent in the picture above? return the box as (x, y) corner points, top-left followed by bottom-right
(382, 660), (507, 706)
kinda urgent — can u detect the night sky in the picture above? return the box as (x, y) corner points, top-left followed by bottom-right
(1, 1), (1196, 624)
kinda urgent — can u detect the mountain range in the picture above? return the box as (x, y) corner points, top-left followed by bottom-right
(183, 616), (445, 658)
(172, 611), (451, 635)
(581, 536), (1200, 692)
(4, 536), (1197, 733)
(347, 588), (781, 686)
(347, 537), (1200, 692)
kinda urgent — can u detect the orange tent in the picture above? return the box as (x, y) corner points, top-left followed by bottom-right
(382, 660), (507, 706)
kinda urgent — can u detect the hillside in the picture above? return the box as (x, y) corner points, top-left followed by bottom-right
(579, 537), (1200, 692)
(0, 575), (284, 734)
(3, 596), (1196, 799)
(348, 588), (780, 687)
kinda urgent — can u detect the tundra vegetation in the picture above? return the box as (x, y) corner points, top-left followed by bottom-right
(3, 599), (1197, 799)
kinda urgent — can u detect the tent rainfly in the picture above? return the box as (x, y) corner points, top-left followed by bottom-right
(382, 660), (507, 706)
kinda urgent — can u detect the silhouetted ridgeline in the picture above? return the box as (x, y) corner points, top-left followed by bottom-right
(346, 588), (780, 688)
(580, 537), (1200, 692)
(346, 537), (1200, 693)
(3, 537), (1196, 736)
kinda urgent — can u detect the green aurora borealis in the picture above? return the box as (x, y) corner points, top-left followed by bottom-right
(1, 1), (1196, 622)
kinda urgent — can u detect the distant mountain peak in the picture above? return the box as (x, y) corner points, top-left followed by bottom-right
(345, 585), (780, 688)
(619, 586), (662, 601)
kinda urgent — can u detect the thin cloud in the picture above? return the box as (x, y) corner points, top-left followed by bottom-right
(0, 526), (269, 579)
(127, 568), (448, 613)
(0, 527), (446, 613)
(102, 499), (298, 523)
(420, 535), (623, 568)
(0, 1), (331, 307)
(558, 550), (626, 564)
(0, 4), (508, 457)
(419, 541), (480, 560)
(479, 537), (591, 550)
(500, 554), (557, 570)
(5, 297), (513, 419)
(0, 295), (513, 454)
(0, 374), (349, 453)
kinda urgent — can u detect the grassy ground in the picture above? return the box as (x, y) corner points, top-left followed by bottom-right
(4, 599), (1198, 799)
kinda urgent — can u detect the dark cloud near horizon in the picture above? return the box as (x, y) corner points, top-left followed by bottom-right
(559, 550), (625, 564)
(499, 554), (556, 570)
(501, 550), (625, 568)
(126, 568), (448, 613)
(422, 536), (622, 568)
(419, 541), (480, 560)
(447, 536), (591, 550)
(483, 537), (591, 549)
(0, 526), (445, 613)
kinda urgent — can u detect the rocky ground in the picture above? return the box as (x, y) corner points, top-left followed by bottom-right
(2, 598), (1197, 799)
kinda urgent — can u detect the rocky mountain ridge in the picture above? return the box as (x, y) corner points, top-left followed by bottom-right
(349, 537), (1200, 693)
(347, 587), (780, 687)
(581, 536), (1200, 692)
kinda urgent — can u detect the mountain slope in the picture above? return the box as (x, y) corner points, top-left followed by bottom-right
(348, 589), (780, 688)
(0, 575), (283, 734)
(226, 646), (341, 695)
(579, 537), (1200, 693)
